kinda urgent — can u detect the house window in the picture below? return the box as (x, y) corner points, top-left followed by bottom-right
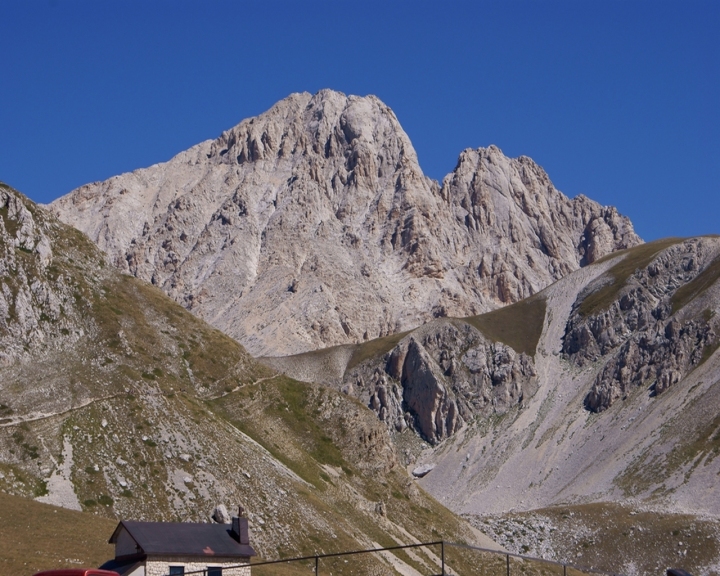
(207, 568), (222, 576)
(168, 567), (185, 575)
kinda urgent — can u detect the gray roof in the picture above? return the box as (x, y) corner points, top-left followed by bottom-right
(99, 557), (145, 575)
(110, 521), (256, 559)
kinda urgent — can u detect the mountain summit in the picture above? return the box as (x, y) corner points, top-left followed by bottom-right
(50, 90), (640, 356)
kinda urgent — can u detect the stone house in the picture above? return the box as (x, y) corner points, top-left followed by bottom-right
(101, 513), (256, 576)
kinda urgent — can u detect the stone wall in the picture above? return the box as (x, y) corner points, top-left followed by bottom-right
(145, 556), (251, 576)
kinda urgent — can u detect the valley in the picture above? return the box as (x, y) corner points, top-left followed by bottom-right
(2, 90), (719, 575)
(0, 182), (493, 575)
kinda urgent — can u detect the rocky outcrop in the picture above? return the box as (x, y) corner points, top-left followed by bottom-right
(442, 149), (639, 304)
(584, 317), (716, 411)
(0, 184), (91, 365)
(562, 238), (720, 412)
(8, 176), (720, 556)
(387, 236), (720, 523)
(50, 90), (640, 356)
(263, 235), (720, 527)
(212, 504), (231, 524)
(402, 338), (460, 442)
(0, 186), (487, 562)
(343, 319), (538, 444)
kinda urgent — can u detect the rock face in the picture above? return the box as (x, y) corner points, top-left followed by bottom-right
(342, 320), (538, 445)
(420, 237), (720, 518)
(0, 185), (488, 564)
(212, 504), (231, 524)
(49, 90), (640, 356)
(562, 238), (720, 412)
(0, 184), (90, 365)
(266, 236), (720, 520)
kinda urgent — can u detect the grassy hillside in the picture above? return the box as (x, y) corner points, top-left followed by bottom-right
(672, 255), (720, 313)
(0, 491), (116, 575)
(266, 293), (546, 390)
(578, 237), (684, 316)
(463, 295), (546, 356)
(210, 376), (492, 569)
(0, 184), (493, 573)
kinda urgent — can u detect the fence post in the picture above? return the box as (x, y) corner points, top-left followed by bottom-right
(564, 565), (567, 576)
(441, 541), (445, 575)
(506, 553), (510, 576)
(315, 555), (319, 576)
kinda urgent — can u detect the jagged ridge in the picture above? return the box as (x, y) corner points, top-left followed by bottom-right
(265, 236), (720, 522)
(49, 90), (640, 356)
(0, 184), (492, 569)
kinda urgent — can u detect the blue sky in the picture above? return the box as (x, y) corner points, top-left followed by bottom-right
(1, 0), (717, 240)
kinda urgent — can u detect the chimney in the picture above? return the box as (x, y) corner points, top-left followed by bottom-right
(231, 506), (249, 545)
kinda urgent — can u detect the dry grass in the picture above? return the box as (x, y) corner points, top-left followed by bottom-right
(579, 238), (684, 317)
(0, 183), (502, 574)
(0, 491), (116, 575)
(211, 376), (350, 490)
(672, 256), (720, 314)
(616, 397), (720, 498)
(463, 296), (547, 356)
(209, 376), (495, 574)
(91, 273), (270, 396)
(346, 330), (412, 370)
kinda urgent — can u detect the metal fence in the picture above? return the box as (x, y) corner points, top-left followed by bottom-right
(165, 540), (622, 576)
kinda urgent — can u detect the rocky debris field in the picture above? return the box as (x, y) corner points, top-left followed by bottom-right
(471, 502), (720, 576)
(3, 89), (720, 574)
(268, 237), (720, 547)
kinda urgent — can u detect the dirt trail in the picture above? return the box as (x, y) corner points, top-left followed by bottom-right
(0, 394), (121, 428)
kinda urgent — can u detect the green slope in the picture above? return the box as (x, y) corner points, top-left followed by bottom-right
(0, 183), (489, 572)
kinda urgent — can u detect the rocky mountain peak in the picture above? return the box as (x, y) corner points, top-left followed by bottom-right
(50, 90), (640, 356)
(207, 90), (418, 171)
(1, 185), (490, 566)
(0, 184), (81, 365)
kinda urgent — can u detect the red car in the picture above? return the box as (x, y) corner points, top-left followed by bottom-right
(32, 570), (119, 576)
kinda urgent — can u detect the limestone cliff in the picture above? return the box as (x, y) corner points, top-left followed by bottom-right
(50, 90), (640, 356)
(562, 238), (720, 411)
(0, 184), (488, 566)
(0, 184), (75, 365)
(265, 236), (720, 521)
(341, 320), (538, 445)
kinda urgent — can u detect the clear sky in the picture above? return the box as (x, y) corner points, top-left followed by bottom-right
(1, 0), (717, 240)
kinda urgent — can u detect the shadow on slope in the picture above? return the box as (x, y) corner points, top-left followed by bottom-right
(263, 293), (547, 388)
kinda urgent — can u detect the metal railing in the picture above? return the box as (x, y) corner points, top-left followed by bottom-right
(164, 540), (623, 576)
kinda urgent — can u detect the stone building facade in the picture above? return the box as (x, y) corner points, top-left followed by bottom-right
(103, 513), (255, 576)
(144, 555), (250, 576)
